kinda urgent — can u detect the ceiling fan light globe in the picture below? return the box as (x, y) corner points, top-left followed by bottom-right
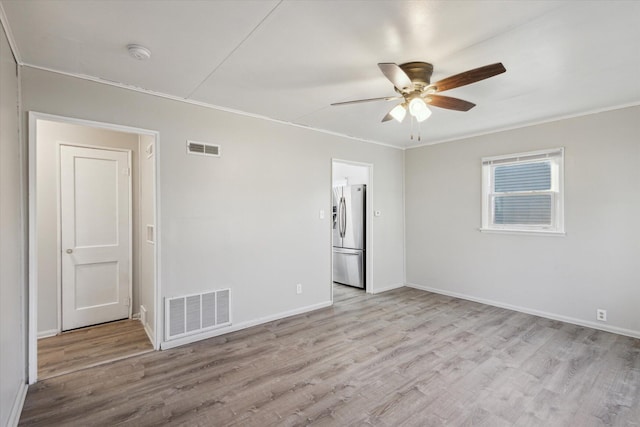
(415, 106), (432, 122)
(409, 97), (431, 122)
(409, 97), (427, 116)
(389, 104), (407, 122)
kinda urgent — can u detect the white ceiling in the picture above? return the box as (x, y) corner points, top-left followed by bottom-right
(2, 0), (639, 148)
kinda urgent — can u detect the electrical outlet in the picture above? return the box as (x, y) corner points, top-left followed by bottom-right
(596, 309), (607, 322)
(296, 284), (302, 294)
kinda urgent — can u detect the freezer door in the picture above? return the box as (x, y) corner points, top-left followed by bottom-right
(341, 185), (365, 250)
(333, 248), (364, 288)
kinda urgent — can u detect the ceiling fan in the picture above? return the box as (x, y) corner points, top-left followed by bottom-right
(331, 61), (506, 124)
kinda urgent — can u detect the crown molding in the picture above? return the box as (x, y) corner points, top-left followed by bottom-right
(0, 2), (22, 64)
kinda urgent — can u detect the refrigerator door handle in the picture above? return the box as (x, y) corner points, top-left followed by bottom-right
(340, 196), (347, 238)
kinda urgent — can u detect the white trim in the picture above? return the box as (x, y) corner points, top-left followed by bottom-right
(370, 283), (404, 294)
(6, 382), (28, 427)
(0, 2), (22, 64)
(479, 228), (566, 237)
(481, 147), (564, 164)
(28, 112), (162, 385)
(161, 300), (333, 350)
(22, 64), (401, 150)
(37, 329), (59, 339)
(28, 114), (38, 384)
(402, 150), (406, 286)
(143, 321), (155, 348)
(153, 131), (162, 351)
(405, 282), (640, 340)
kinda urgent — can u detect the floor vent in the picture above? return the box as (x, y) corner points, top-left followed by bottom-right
(165, 289), (231, 341)
(186, 140), (220, 157)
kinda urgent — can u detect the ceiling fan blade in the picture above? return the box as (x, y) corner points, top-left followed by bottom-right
(378, 63), (414, 92)
(331, 96), (401, 106)
(431, 63), (506, 93)
(381, 112), (394, 122)
(426, 94), (476, 111)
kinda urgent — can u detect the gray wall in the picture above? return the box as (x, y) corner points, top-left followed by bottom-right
(21, 67), (405, 342)
(36, 120), (143, 334)
(405, 106), (640, 336)
(0, 20), (26, 427)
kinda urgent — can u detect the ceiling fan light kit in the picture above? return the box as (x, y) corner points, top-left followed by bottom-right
(408, 97), (431, 122)
(331, 61), (506, 139)
(389, 103), (407, 122)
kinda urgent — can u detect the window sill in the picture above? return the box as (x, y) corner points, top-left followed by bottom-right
(479, 228), (566, 237)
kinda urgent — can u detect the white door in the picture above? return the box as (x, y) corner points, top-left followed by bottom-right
(60, 145), (131, 331)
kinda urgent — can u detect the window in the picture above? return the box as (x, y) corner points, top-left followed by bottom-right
(481, 148), (564, 234)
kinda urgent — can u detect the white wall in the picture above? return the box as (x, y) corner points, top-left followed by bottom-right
(36, 120), (142, 334)
(138, 134), (155, 339)
(0, 20), (27, 427)
(405, 106), (640, 336)
(21, 67), (405, 344)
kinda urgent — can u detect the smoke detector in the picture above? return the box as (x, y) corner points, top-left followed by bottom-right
(127, 44), (151, 61)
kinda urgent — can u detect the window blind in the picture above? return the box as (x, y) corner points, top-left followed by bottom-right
(494, 162), (551, 192)
(492, 160), (554, 226)
(494, 194), (552, 225)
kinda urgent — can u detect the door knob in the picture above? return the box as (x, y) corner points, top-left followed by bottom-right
(66, 249), (73, 254)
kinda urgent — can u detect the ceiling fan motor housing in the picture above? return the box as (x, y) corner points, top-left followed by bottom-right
(399, 62), (434, 91)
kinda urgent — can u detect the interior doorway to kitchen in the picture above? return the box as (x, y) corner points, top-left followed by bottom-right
(331, 160), (372, 301)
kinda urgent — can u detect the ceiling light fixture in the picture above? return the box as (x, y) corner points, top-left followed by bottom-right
(408, 97), (432, 122)
(389, 103), (407, 122)
(127, 44), (151, 61)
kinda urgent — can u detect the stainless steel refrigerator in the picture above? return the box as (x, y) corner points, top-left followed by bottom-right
(333, 185), (366, 288)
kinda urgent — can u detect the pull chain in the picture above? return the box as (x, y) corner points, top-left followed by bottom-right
(410, 115), (414, 140)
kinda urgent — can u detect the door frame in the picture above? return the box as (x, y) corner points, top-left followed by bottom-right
(28, 111), (162, 384)
(330, 159), (373, 303)
(58, 143), (133, 331)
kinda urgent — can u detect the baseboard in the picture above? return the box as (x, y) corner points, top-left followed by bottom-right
(37, 329), (58, 339)
(142, 321), (155, 348)
(131, 312), (140, 320)
(160, 300), (333, 350)
(7, 382), (28, 427)
(406, 282), (640, 339)
(371, 283), (404, 294)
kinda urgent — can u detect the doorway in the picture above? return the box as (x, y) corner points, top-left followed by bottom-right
(28, 112), (160, 384)
(331, 160), (372, 300)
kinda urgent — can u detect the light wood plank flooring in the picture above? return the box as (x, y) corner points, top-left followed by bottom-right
(21, 285), (640, 426)
(38, 319), (153, 380)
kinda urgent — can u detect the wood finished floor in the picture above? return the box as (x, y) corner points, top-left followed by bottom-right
(21, 285), (640, 426)
(38, 319), (153, 380)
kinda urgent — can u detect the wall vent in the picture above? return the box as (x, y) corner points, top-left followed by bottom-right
(187, 140), (220, 157)
(165, 289), (231, 341)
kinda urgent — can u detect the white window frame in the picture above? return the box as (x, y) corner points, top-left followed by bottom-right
(481, 148), (565, 235)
